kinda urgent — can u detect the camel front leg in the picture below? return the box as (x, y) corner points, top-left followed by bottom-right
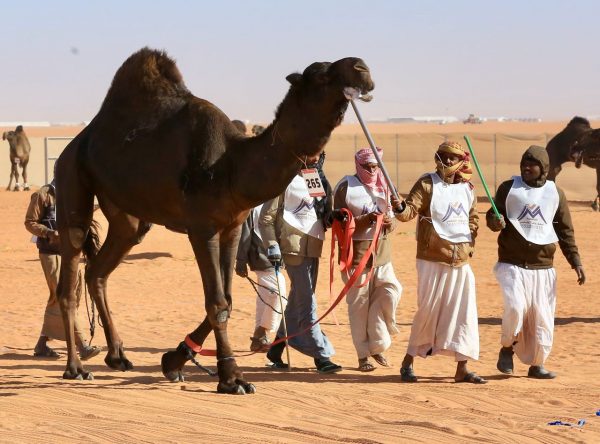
(7, 163), (16, 191)
(188, 226), (255, 395)
(161, 316), (213, 382)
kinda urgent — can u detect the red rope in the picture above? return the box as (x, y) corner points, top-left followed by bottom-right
(191, 211), (384, 357)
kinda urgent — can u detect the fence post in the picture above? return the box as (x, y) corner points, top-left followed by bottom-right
(493, 133), (497, 196)
(44, 138), (49, 185)
(395, 133), (399, 189)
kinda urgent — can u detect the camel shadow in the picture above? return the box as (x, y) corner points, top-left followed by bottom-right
(479, 316), (600, 326)
(123, 252), (173, 261)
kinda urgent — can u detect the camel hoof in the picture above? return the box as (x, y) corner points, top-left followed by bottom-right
(62, 369), (93, 380)
(104, 355), (134, 371)
(592, 201), (600, 212)
(216, 380), (256, 395)
(239, 381), (256, 394)
(161, 349), (188, 382)
(164, 370), (185, 383)
(217, 382), (247, 395)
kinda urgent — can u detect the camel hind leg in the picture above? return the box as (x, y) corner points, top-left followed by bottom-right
(21, 160), (30, 190)
(86, 195), (152, 371)
(593, 168), (600, 212)
(55, 152), (96, 380)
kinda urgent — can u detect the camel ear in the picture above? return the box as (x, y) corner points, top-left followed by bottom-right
(2, 132), (6, 140)
(286, 73), (303, 85)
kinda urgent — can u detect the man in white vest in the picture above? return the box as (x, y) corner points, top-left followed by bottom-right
(259, 153), (342, 374)
(487, 145), (585, 379)
(392, 141), (486, 384)
(333, 147), (402, 372)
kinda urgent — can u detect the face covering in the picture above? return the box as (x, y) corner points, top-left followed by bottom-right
(435, 141), (472, 183)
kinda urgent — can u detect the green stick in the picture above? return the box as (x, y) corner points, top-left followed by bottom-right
(463, 135), (501, 218)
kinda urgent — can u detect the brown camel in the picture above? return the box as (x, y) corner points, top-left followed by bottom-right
(2, 125), (31, 191)
(54, 47), (374, 394)
(547, 116), (600, 210)
(231, 120), (247, 134)
(251, 124), (265, 136)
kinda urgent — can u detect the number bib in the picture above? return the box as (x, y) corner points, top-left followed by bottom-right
(300, 168), (326, 197)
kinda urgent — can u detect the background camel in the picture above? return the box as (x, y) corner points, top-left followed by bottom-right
(547, 116), (600, 210)
(55, 47), (374, 394)
(251, 124), (265, 136)
(231, 120), (247, 134)
(2, 125), (31, 191)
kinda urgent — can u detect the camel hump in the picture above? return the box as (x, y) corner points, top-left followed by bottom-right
(568, 116), (590, 128)
(15, 125), (24, 133)
(103, 47), (190, 106)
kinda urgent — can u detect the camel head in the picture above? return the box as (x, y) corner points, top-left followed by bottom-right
(2, 130), (16, 144)
(275, 58), (374, 156)
(575, 128), (600, 166)
(285, 57), (374, 104)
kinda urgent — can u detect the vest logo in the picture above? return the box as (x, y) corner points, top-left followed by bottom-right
(516, 204), (547, 223)
(292, 198), (315, 214)
(441, 202), (468, 222)
(360, 202), (379, 215)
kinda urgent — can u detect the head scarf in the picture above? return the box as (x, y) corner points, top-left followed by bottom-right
(435, 141), (473, 183)
(355, 147), (388, 196)
(520, 145), (548, 187)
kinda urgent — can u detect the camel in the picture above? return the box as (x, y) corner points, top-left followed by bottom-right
(54, 47), (374, 394)
(231, 120), (247, 134)
(2, 125), (31, 191)
(547, 116), (600, 210)
(251, 124), (265, 136)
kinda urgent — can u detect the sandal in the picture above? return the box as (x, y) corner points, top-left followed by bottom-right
(358, 358), (376, 372)
(33, 347), (61, 358)
(456, 372), (488, 384)
(79, 345), (102, 361)
(400, 366), (418, 382)
(371, 353), (390, 367)
(250, 336), (270, 353)
(316, 360), (342, 374)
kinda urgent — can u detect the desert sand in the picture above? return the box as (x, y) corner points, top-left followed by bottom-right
(1, 157), (599, 442)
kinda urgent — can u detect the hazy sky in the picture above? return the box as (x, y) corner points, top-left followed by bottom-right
(2, 0), (600, 124)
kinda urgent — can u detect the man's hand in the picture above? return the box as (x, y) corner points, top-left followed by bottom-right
(488, 215), (506, 232)
(390, 195), (405, 214)
(575, 266), (586, 285)
(235, 261), (248, 278)
(266, 244), (282, 268)
(382, 213), (393, 230)
(48, 230), (60, 248)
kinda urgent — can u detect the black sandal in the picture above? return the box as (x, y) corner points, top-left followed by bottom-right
(400, 366), (418, 382)
(457, 372), (488, 384)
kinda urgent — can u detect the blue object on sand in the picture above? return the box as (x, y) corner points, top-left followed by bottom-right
(547, 419), (586, 428)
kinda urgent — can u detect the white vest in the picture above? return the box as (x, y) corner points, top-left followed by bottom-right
(251, 204), (263, 240)
(283, 174), (325, 240)
(506, 176), (559, 245)
(429, 173), (473, 243)
(338, 175), (391, 240)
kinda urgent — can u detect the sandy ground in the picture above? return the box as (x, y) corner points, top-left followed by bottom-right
(1, 185), (599, 443)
